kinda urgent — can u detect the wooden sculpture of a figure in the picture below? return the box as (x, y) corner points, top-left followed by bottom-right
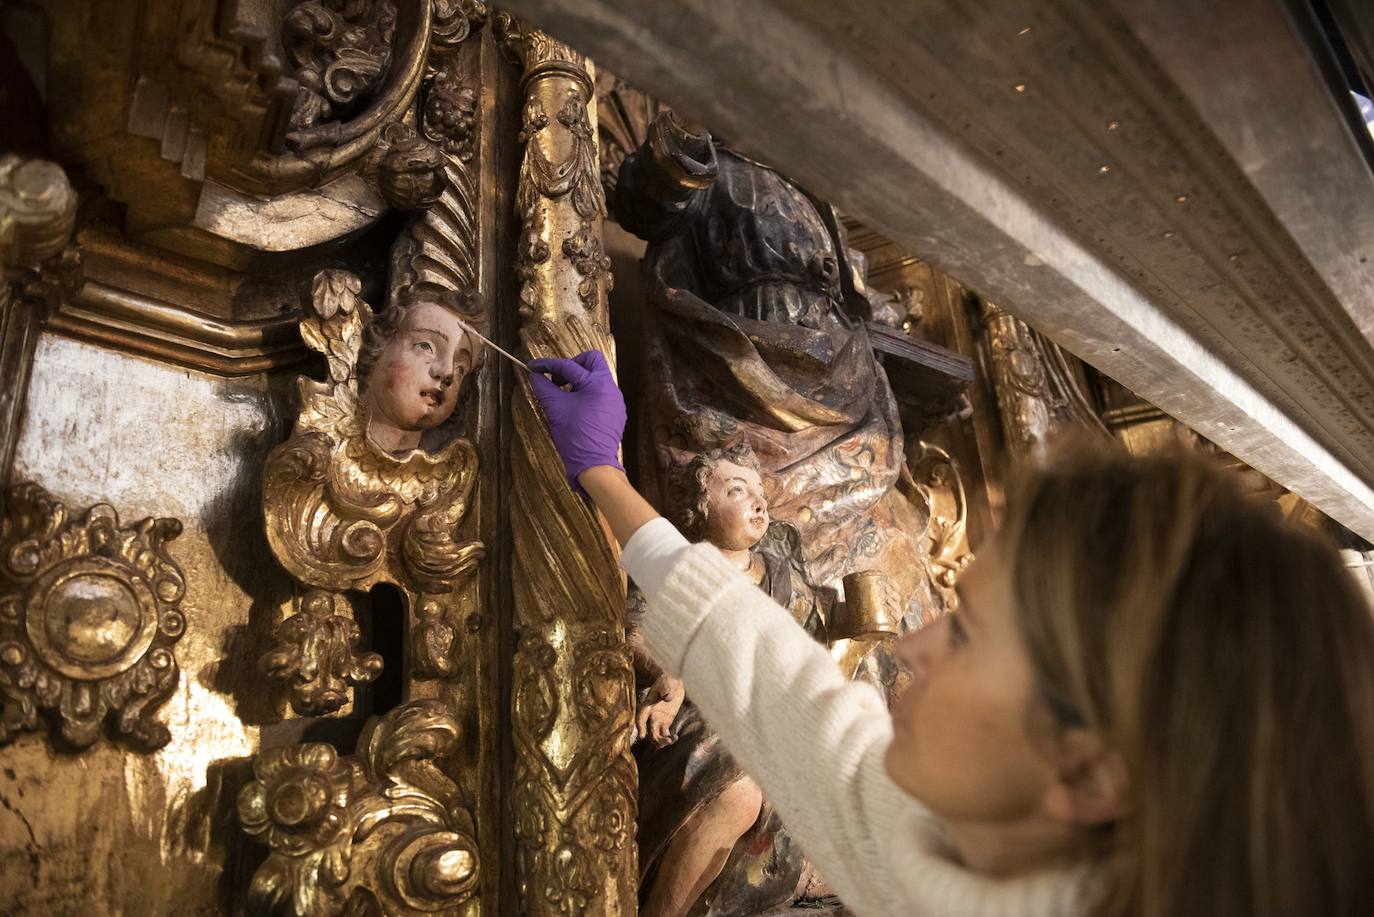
(357, 286), (481, 454)
(260, 273), (488, 710)
(615, 111), (934, 622)
(628, 444), (830, 917)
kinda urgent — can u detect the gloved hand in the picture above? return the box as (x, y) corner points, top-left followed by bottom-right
(527, 350), (627, 488)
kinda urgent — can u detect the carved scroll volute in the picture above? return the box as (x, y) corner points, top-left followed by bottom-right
(498, 18), (637, 917)
(909, 442), (973, 616)
(0, 482), (187, 751)
(216, 0), (437, 196)
(238, 698), (481, 915)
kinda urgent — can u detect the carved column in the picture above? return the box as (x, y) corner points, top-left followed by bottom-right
(498, 17), (637, 916)
(979, 300), (1112, 459)
(0, 156), (80, 509)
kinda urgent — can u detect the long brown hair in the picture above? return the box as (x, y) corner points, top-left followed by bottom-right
(999, 447), (1374, 917)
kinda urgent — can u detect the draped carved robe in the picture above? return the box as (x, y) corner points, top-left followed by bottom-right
(615, 115), (933, 620)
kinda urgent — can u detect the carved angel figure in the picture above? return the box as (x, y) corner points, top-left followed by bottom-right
(628, 443), (831, 917)
(261, 271), (487, 710)
(356, 285), (481, 453)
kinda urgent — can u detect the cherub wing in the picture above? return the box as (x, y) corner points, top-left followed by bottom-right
(293, 269), (372, 435)
(301, 269), (371, 386)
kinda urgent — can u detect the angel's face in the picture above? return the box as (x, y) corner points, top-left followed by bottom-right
(700, 461), (770, 551)
(364, 302), (474, 441)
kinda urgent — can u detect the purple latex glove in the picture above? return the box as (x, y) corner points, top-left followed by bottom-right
(527, 350), (627, 487)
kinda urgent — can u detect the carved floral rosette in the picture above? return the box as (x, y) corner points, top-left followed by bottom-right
(239, 698), (480, 915)
(0, 481), (186, 750)
(261, 269), (485, 714)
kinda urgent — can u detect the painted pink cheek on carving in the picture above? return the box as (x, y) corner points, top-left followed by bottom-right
(384, 360), (406, 389)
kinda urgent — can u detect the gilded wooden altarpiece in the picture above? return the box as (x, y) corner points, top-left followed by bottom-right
(0, 0), (642, 912)
(2, 156), (193, 757)
(231, 6), (510, 914)
(497, 17), (637, 916)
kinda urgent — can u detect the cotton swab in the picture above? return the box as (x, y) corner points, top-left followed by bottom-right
(453, 317), (531, 372)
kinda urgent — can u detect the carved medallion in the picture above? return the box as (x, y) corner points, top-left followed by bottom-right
(0, 482), (186, 750)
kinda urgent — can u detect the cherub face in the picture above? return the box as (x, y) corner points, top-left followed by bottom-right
(364, 302), (475, 443)
(701, 461), (770, 552)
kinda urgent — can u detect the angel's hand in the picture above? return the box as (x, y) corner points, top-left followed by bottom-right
(635, 675), (685, 747)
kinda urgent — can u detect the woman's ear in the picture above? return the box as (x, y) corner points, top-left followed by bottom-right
(1041, 728), (1130, 827)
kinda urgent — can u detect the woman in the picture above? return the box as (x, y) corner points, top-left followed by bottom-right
(528, 351), (1374, 917)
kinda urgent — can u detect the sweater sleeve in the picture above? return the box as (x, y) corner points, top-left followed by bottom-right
(628, 536), (925, 916)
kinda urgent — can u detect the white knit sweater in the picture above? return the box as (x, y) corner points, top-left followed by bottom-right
(622, 518), (1093, 917)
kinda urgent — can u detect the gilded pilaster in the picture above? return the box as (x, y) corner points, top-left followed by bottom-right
(498, 16), (637, 916)
(0, 156), (80, 508)
(979, 300), (1112, 459)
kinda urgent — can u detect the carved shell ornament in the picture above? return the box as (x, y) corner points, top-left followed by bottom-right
(263, 269), (485, 595)
(0, 482), (187, 751)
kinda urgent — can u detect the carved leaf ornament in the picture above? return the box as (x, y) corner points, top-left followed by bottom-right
(239, 699), (480, 915)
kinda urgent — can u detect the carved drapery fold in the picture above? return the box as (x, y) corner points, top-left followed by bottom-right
(498, 17), (637, 916)
(593, 72), (661, 200)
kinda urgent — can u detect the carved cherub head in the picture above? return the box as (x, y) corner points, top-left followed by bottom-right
(357, 287), (483, 453)
(677, 443), (769, 551)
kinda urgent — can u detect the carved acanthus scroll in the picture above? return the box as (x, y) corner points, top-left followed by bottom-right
(284, 0), (402, 130)
(114, 0), (437, 201)
(908, 442), (973, 613)
(0, 482), (186, 751)
(239, 699), (480, 915)
(499, 17), (638, 916)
